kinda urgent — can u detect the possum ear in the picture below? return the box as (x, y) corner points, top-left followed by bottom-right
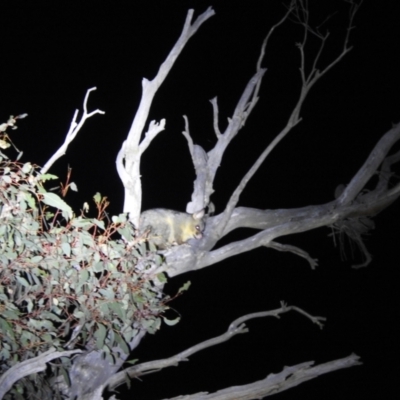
(192, 209), (205, 220)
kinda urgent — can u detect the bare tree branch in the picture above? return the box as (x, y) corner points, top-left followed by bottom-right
(105, 306), (359, 400)
(163, 118), (400, 276)
(162, 354), (361, 400)
(267, 241), (319, 269)
(209, 1), (359, 240)
(338, 123), (400, 206)
(152, 0), (394, 279)
(0, 348), (81, 399)
(105, 303), (326, 392)
(40, 87), (105, 174)
(182, 116), (209, 213)
(117, 8), (215, 224)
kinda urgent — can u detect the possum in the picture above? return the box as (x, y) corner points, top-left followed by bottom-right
(139, 209), (205, 249)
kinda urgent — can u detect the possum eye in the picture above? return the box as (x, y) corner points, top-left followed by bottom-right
(195, 225), (200, 231)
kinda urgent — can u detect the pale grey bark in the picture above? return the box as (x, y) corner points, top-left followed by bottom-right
(40, 87), (105, 175)
(104, 303), (327, 390)
(0, 348), (81, 399)
(161, 354), (361, 400)
(104, 304), (360, 398)
(152, 0), (384, 279)
(116, 7), (216, 225)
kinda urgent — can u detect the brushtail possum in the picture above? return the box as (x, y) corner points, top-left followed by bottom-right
(140, 209), (205, 249)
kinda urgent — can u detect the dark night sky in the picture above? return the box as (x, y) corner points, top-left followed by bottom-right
(1, 1), (400, 399)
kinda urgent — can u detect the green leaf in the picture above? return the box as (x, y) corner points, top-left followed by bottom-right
(71, 218), (95, 229)
(60, 366), (71, 387)
(154, 254), (164, 267)
(99, 288), (114, 300)
(0, 348), (10, 360)
(30, 255), (43, 264)
(0, 317), (16, 341)
(109, 302), (126, 320)
(93, 192), (102, 204)
(26, 298), (34, 313)
(2, 175), (11, 184)
(120, 213), (128, 222)
(28, 319), (54, 330)
(93, 219), (105, 230)
(163, 316), (181, 326)
(178, 281), (191, 293)
(94, 323), (107, 349)
(22, 162), (32, 173)
(23, 192), (36, 209)
(16, 276), (29, 287)
(100, 303), (109, 316)
(39, 173), (58, 182)
(73, 310), (85, 319)
(156, 272), (167, 283)
(78, 269), (89, 286)
(41, 192), (73, 220)
(125, 358), (138, 365)
(117, 226), (132, 241)
(62, 242), (71, 257)
(0, 224), (6, 236)
(41, 311), (63, 322)
(114, 332), (130, 355)
(93, 261), (104, 272)
(2, 309), (20, 320)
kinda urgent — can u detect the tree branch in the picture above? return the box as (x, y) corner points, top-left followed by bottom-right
(0, 348), (81, 399)
(162, 354), (361, 399)
(105, 303), (326, 392)
(182, 115), (209, 214)
(40, 87), (104, 174)
(213, 0), (359, 239)
(338, 122), (400, 206)
(163, 126), (400, 276)
(117, 8), (215, 224)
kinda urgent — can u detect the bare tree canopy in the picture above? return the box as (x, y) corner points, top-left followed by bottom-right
(1, 1), (399, 399)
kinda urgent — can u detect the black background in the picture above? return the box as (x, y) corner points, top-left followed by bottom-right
(1, 1), (399, 399)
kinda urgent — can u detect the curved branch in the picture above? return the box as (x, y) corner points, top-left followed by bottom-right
(0, 348), (81, 399)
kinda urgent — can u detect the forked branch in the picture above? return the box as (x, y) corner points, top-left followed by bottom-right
(117, 8), (215, 224)
(41, 87), (104, 174)
(216, 0), (360, 238)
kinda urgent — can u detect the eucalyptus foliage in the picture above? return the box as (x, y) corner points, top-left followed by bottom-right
(0, 123), (169, 398)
